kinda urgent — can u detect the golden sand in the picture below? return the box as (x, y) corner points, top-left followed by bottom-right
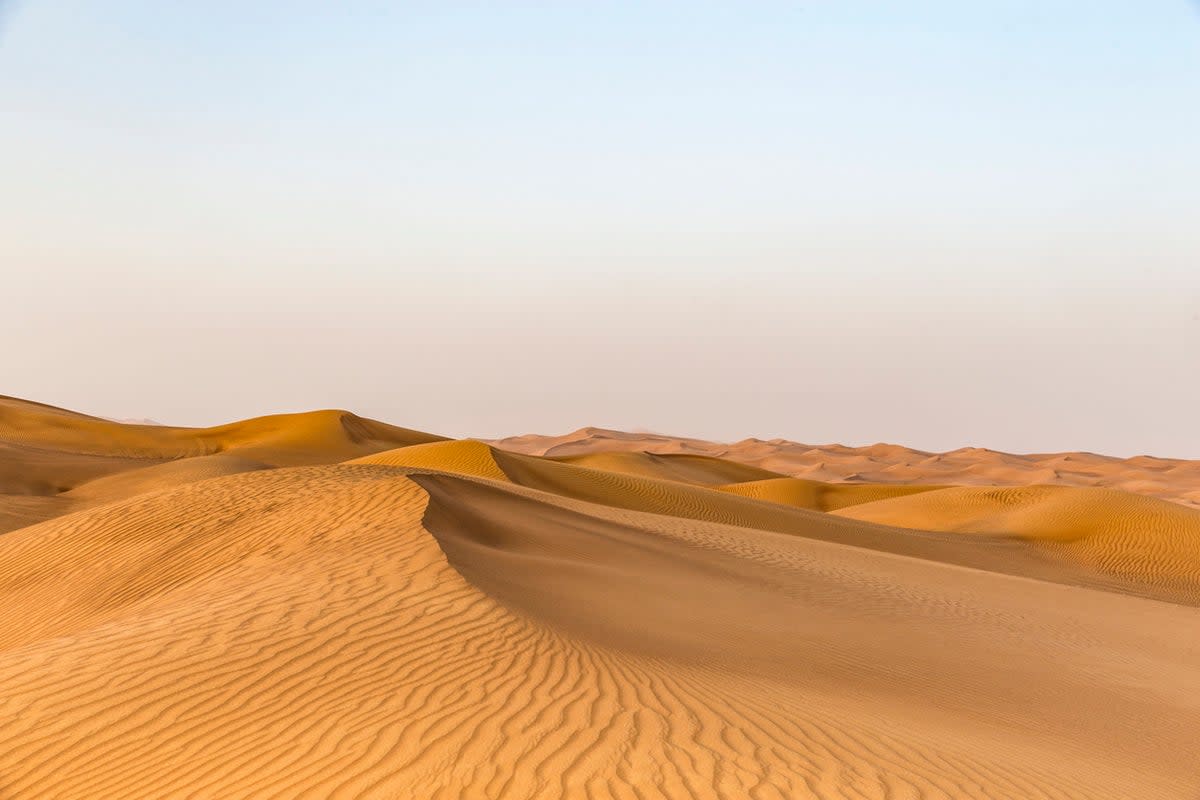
(1, 396), (1197, 799)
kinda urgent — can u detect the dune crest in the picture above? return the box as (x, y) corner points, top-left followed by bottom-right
(0, 395), (443, 531)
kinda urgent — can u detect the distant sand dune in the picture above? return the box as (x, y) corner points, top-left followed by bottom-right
(493, 427), (1200, 508)
(717, 476), (948, 511)
(835, 484), (1200, 603)
(1, 397), (1198, 798)
(551, 450), (784, 485)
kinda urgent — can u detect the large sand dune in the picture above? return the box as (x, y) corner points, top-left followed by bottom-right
(2, 397), (1198, 798)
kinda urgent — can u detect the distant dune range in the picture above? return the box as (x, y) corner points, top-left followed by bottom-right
(494, 427), (1200, 509)
(1, 395), (1198, 799)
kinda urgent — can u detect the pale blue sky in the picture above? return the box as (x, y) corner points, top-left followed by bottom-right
(3, 2), (1198, 455)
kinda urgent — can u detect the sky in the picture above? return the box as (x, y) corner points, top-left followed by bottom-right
(2, 1), (1198, 456)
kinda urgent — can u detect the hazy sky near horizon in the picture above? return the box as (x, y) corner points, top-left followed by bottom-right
(3, 1), (1199, 456)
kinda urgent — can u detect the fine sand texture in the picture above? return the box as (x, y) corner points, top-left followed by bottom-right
(2, 396), (1199, 799)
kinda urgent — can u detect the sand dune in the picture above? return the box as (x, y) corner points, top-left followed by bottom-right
(0, 395), (442, 467)
(2, 397), (1198, 798)
(835, 484), (1200, 603)
(493, 427), (1200, 508)
(717, 476), (949, 511)
(0, 395), (442, 531)
(551, 451), (784, 485)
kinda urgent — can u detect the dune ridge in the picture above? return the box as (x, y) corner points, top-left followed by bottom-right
(492, 427), (1200, 508)
(0, 395), (443, 532)
(1, 396), (1198, 799)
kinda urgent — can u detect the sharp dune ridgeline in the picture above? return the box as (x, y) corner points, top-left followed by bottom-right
(1, 395), (1198, 799)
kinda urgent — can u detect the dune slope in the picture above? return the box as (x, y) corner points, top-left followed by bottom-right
(351, 440), (1191, 601)
(550, 450), (785, 485)
(1, 466), (1197, 798)
(717, 476), (949, 511)
(835, 484), (1200, 603)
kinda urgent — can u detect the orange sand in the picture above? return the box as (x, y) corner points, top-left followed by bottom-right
(1, 396), (1198, 799)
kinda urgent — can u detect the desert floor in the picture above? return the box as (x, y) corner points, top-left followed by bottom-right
(1, 395), (1197, 799)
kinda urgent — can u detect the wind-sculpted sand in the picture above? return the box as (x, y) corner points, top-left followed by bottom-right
(2, 396), (1198, 799)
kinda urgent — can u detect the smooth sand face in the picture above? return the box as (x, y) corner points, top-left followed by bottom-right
(2, 396), (1198, 799)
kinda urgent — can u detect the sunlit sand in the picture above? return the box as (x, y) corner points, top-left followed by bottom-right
(2, 395), (1197, 798)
